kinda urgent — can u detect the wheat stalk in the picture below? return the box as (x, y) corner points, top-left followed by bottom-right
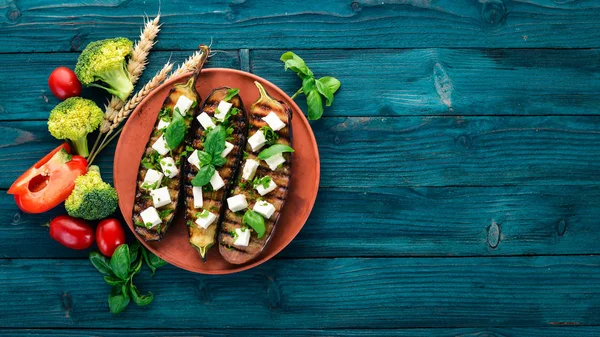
(99, 14), (161, 134)
(167, 49), (206, 80)
(109, 62), (174, 133)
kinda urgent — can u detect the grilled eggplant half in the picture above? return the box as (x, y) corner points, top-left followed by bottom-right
(219, 81), (293, 264)
(184, 87), (248, 260)
(132, 45), (210, 241)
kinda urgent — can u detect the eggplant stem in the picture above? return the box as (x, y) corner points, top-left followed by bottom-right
(187, 45), (211, 89)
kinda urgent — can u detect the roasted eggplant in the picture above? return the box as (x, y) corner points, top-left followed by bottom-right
(219, 81), (293, 264)
(184, 87), (248, 259)
(132, 45), (210, 241)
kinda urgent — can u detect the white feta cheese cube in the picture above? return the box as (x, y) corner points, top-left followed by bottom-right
(214, 101), (232, 122)
(256, 178), (277, 196)
(197, 112), (216, 130)
(195, 210), (217, 229)
(210, 171), (225, 191)
(227, 194), (248, 212)
(142, 169), (163, 190)
(234, 228), (251, 247)
(140, 207), (161, 228)
(157, 119), (170, 130)
(151, 135), (170, 156)
(174, 95), (194, 116)
(253, 200), (276, 219)
(187, 150), (201, 170)
(150, 186), (172, 208)
(248, 130), (266, 152)
(160, 157), (179, 178)
(264, 152), (286, 170)
(221, 141), (234, 158)
(242, 159), (259, 181)
(192, 186), (203, 209)
(262, 112), (286, 131)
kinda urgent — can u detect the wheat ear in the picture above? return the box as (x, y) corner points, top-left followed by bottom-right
(99, 14), (161, 134)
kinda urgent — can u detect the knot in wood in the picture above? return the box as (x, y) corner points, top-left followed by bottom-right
(351, 2), (362, 12)
(6, 8), (21, 24)
(480, 0), (507, 26)
(487, 221), (500, 249)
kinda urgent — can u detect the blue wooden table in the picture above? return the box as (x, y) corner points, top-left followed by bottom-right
(2, 1), (600, 336)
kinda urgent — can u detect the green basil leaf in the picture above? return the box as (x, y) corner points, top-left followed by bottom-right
(109, 244), (130, 280)
(243, 210), (266, 238)
(164, 110), (186, 149)
(302, 76), (315, 95)
(148, 251), (168, 269)
(204, 125), (227, 157)
(141, 248), (156, 275)
(197, 150), (212, 166)
(89, 251), (112, 275)
(317, 76), (341, 95)
(191, 165), (215, 187)
(131, 284), (154, 306)
(103, 275), (122, 286)
(280, 52), (313, 78)
(223, 88), (240, 102)
(261, 126), (280, 145)
(316, 78), (334, 107)
(129, 241), (140, 266)
(109, 286), (130, 314)
(257, 144), (295, 160)
(306, 89), (324, 120)
(130, 256), (143, 275)
(212, 155), (227, 167)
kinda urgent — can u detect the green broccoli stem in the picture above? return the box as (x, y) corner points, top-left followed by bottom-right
(93, 64), (134, 101)
(71, 136), (90, 158)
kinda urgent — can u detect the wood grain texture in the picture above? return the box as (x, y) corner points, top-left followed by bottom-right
(3, 186), (600, 259)
(2, 328), (600, 337)
(1, 0), (600, 52)
(4, 48), (600, 121)
(1, 257), (599, 328)
(250, 48), (600, 117)
(0, 51), (240, 121)
(4, 116), (600, 189)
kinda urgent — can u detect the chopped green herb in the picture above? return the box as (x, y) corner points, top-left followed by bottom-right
(261, 126), (279, 145)
(242, 210), (266, 238)
(142, 151), (161, 170)
(223, 88), (240, 102)
(243, 151), (249, 159)
(253, 176), (272, 189)
(158, 107), (172, 121)
(195, 209), (210, 219)
(257, 144), (294, 160)
(158, 209), (172, 219)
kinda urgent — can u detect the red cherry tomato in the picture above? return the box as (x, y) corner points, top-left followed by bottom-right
(96, 218), (126, 257)
(49, 215), (94, 250)
(48, 67), (82, 100)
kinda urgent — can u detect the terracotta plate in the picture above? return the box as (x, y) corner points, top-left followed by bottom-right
(114, 68), (320, 274)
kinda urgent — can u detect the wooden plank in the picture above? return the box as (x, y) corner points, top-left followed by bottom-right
(2, 328), (600, 337)
(1, 0), (599, 52)
(4, 48), (600, 121)
(3, 116), (600, 188)
(1, 257), (599, 328)
(3, 185), (600, 259)
(250, 48), (600, 117)
(0, 51), (240, 121)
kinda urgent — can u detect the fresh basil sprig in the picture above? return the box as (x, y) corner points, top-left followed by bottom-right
(280, 52), (341, 120)
(243, 210), (266, 238)
(257, 144), (295, 160)
(164, 108), (186, 149)
(89, 242), (168, 314)
(191, 125), (227, 187)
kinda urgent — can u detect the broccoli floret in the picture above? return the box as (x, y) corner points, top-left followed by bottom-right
(75, 37), (134, 101)
(65, 165), (118, 220)
(47, 97), (103, 158)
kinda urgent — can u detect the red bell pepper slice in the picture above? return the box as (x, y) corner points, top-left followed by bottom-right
(8, 143), (87, 213)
